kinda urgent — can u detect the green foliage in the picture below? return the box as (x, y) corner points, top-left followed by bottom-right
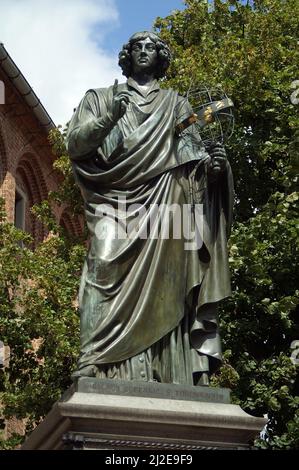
(156, 0), (299, 449)
(0, 433), (24, 450)
(0, 0), (298, 450)
(156, 0), (299, 220)
(47, 127), (85, 218)
(0, 192), (85, 447)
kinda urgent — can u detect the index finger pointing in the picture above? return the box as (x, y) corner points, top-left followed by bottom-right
(113, 79), (118, 95)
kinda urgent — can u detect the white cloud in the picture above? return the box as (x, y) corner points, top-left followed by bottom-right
(0, 0), (124, 126)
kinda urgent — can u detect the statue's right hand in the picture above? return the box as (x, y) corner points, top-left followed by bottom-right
(111, 79), (132, 122)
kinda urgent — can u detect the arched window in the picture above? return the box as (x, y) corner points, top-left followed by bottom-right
(16, 153), (48, 244)
(14, 186), (26, 231)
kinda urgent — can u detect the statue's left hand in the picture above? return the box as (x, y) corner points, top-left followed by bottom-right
(207, 142), (227, 178)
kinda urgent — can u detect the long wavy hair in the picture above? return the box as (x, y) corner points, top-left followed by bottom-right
(118, 31), (171, 79)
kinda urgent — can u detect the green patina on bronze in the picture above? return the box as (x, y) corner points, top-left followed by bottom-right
(66, 31), (234, 386)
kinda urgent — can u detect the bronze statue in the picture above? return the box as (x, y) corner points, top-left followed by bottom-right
(66, 31), (233, 386)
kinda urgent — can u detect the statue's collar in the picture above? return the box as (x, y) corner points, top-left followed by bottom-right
(127, 77), (160, 97)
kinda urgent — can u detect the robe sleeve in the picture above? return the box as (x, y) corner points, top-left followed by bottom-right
(66, 89), (115, 160)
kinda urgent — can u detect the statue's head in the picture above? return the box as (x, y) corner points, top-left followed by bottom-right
(118, 31), (171, 79)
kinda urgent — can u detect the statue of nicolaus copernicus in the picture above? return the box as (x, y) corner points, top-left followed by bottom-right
(66, 31), (234, 386)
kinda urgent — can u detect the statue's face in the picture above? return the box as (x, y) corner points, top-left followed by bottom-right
(131, 37), (158, 75)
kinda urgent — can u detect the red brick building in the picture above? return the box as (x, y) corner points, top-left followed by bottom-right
(0, 43), (80, 241)
(0, 44), (83, 443)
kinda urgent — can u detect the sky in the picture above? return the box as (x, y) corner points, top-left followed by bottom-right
(0, 0), (184, 126)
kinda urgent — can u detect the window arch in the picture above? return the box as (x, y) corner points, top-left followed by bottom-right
(0, 127), (7, 188)
(59, 209), (83, 238)
(16, 153), (48, 244)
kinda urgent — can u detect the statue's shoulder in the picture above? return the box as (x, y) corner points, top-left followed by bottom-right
(84, 87), (110, 100)
(85, 82), (128, 101)
(159, 86), (180, 99)
(177, 93), (185, 102)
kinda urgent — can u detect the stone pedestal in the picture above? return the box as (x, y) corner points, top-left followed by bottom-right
(21, 378), (266, 450)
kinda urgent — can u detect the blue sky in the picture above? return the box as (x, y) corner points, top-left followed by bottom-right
(1, 0), (185, 125)
(107, 0), (184, 53)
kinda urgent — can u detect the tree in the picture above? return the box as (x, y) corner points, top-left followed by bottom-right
(0, 130), (86, 448)
(155, 0), (299, 448)
(0, 0), (298, 450)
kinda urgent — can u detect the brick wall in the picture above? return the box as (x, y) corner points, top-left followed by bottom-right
(0, 70), (84, 242)
(0, 70), (60, 242)
(0, 59), (87, 446)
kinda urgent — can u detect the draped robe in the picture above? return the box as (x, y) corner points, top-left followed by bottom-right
(66, 78), (233, 385)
